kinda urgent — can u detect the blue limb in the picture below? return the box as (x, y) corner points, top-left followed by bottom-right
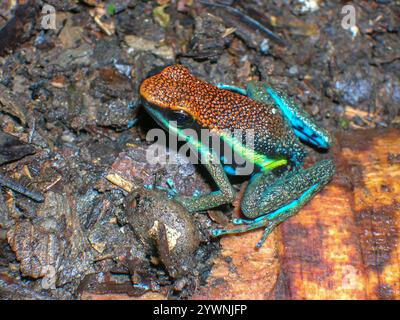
(265, 85), (332, 149)
(236, 184), (319, 225)
(216, 83), (247, 96)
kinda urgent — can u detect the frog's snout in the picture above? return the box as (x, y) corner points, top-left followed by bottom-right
(139, 65), (175, 104)
(139, 71), (162, 106)
(140, 64), (194, 112)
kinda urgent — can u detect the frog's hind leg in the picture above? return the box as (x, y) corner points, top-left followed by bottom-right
(214, 182), (321, 248)
(212, 159), (335, 248)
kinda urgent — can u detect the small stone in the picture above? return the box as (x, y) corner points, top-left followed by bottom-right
(61, 131), (75, 143)
(288, 65), (299, 76)
(310, 104), (320, 116)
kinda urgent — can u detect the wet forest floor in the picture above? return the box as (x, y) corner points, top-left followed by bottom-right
(0, 0), (399, 299)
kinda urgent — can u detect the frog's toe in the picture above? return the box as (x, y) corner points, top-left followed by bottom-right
(210, 217), (268, 238)
(211, 229), (224, 237)
(256, 221), (280, 248)
(211, 225), (250, 237)
(153, 178), (179, 198)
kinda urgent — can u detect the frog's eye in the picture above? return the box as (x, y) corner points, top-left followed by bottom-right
(171, 110), (194, 127)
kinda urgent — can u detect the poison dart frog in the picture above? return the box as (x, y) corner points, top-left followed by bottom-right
(140, 64), (335, 247)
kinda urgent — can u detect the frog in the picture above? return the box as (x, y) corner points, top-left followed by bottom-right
(139, 64), (335, 248)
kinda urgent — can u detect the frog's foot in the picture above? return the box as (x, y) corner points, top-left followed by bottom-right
(212, 159), (335, 247)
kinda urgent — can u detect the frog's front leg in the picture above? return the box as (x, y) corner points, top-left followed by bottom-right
(212, 159), (335, 248)
(174, 149), (236, 212)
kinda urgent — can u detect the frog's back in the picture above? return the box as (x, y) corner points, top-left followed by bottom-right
(141, 65), (283, 132)
(140, 65), (305, 164)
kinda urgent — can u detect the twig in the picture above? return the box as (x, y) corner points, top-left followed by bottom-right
(199, 0), (287, 46)
(0, 173), (44, 202)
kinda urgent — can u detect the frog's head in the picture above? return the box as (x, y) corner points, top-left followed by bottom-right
(140, 65), (198, 129)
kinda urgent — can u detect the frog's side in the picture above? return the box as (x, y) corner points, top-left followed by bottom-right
(140, 64), (335, 247)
